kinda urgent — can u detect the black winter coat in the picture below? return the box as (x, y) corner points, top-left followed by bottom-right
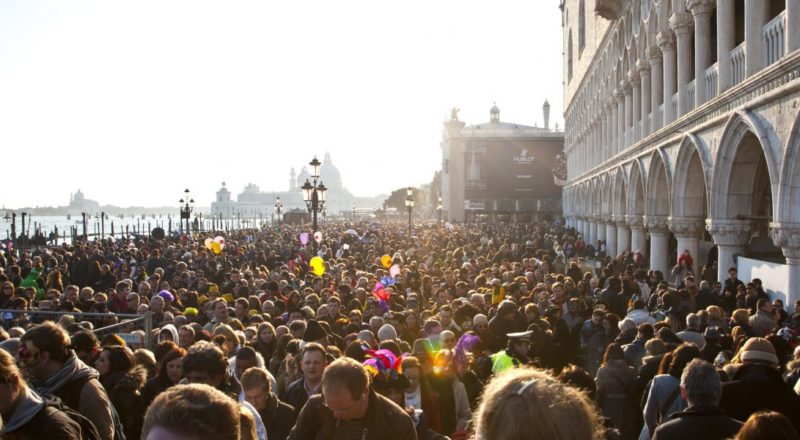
(720, 363), (800, 431)
(651, 405), (742, 440)
(102, 366), (147, 440)
(257, 393), (297, 440)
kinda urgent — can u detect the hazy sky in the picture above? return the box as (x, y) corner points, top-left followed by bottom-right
(0, 1), (564, 209)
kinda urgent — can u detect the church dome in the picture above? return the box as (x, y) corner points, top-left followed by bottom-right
(320, 152), (342, 185)
(296, 166), (310, 187)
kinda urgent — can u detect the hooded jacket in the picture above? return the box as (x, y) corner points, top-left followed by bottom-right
(103, 365), (148, 440)
(1, 386), (82, 439)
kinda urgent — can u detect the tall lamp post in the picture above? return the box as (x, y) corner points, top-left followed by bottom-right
(437, 196), (443, 225)
(301, 156), (328, 238)
(4, 212), (16, 246)
(405, 187), (414, 235)
(179, 189), (194, 234)
(275, 197), (283, 226)
(352, 202), (357, 222)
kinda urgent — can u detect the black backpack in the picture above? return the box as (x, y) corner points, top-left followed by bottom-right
(55, 375), (127, 440)
(43, 397), (102, 440)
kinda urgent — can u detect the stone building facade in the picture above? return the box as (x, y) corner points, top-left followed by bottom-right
(441, 104), (565, 222)
(561, 0), (800, 305)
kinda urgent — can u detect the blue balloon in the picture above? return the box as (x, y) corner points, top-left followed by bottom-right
(380, 276), (396, 286)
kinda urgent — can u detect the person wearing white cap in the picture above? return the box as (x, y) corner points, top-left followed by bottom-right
(489, 331), (532, 374)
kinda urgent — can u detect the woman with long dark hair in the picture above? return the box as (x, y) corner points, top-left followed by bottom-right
(249, 322), (277, 362)
(141, 346), (187, 407)
(95, 345), (147, 440)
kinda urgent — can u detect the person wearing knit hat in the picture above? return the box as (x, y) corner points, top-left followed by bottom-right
(377, 323), (398, 343)
(719, 337), (800, 430)
(301, 319), (328, 348)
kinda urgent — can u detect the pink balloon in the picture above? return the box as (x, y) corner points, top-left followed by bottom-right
(389, 264), (400, 278)
(314, 231), (323, 243)
(300, 233), (309, 246)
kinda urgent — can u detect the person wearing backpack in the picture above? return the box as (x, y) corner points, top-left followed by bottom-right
(18, 322), (116, 440)
(0, 347), (84, 439)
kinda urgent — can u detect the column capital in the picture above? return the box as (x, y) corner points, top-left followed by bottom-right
(769, 222), (800, 259)
(615, 88), (625, 101)
(669, 12), (694, 36)
(644, 215), (670, 233)
(613, 214), (628, 228)
(626, 215), (645, 230)
(628, 68), (641, 84)
(705, 219), (755, 246)
(668, 216), (704, 237)
(657, 31), (676, 52)
(600, 213), (613, 224)
(646, 46), (663, 63)
(636, 60), (651, 74)
(687, 0), (716, 17)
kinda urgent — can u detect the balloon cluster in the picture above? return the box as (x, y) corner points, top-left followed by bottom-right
(204, 236), (226, 255)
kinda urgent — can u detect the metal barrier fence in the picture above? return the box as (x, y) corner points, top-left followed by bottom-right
(0, 309), (154, 349)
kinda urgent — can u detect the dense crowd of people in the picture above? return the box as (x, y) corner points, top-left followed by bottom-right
(0, 218), (798, 440)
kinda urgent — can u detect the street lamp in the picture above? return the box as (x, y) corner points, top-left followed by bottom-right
(179, 189), (194, 234)
(4, 212), (16, 245)
(275, 197), (283, 226)
(405, 187), (415, 235)
(437, 196), (443, 225)
(301, 156), (328, 240)
(352, 202), (357, 222)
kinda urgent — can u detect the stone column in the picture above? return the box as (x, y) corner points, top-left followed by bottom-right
(789, 0), (800, 53)
(609, 100), (617, 158)
(658, 31), (677, 125)
(606, 216), (618, 258)
(716, 0), (735, 92)
(627, 215), (647, 256)
(623, 80), (633, 148)
(645, 215), (671, 276)
(638, 61), (650, 138)
(671, 12), (694, 116)
(615, 215), (631, 254)
(631, 69), (641, 142)
(769, 223), (800, 307)
(706, 219), (754, 281)
(597, 215), (607, 249)
(745, 0), (769, 77)
(690, 0), (715, 106)
(616, 89), (625, 153)
(669, 216), (705, 275)
(647, 47), (663, 132)
(589, 216), (598, 245)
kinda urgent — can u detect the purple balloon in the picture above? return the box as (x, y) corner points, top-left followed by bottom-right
(300, 232), (309, 246)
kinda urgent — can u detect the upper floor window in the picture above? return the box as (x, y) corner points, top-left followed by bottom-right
(578, 0), (586, 54)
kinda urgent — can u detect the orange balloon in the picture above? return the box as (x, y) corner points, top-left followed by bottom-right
(381, 255), (392, 268)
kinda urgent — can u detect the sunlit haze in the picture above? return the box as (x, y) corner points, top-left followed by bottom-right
(0, 1), (564, 209)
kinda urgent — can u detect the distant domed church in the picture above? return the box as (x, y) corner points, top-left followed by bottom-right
(210, 153), (382, 219)
(67, 189), (100, 214)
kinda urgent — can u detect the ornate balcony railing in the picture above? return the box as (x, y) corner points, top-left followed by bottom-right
(705, 63), (718, 101)
(764, 10), (787, 67)
(686, 80), (696, 114)
(731, 42), (746, 86)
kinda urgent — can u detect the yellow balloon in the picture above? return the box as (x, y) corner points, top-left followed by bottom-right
(204, 238), (214, 250)
(309, 256), (324, 269)
(312, 264), (325, 276)
(211, 242), (222, 255)
(381, 255), (392, 269)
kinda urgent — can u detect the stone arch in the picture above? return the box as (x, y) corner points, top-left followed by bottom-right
(627, 159), (646, 216)
(645, 149), (672, 217)
(775, 109), (800, 223)
(710, 110), (780, 220)
(591, 178), (602, 214)
(671, 133), (712, 218)
(612, 167), (628, 216)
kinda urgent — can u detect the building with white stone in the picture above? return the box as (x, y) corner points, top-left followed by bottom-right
(441, 103), (565, 222)
(561, 0), (800, 305)
(210, 153), (384, 219)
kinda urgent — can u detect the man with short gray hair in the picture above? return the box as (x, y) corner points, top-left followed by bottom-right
(676, 313), (705, 347)
(651, 359), (742, 440)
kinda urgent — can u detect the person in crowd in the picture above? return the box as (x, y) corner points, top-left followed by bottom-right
(281, 342), (327, 412)
(18, 321), (115, 439)
(735, 410), (800, 440)
(241, 367), (297, 440)
(490, 330), (532, 374)
(595, 343), (636, 439)
(0, 347), (83, 438)
(141, 346), (186, 407)
(95, 344), (147, 440)
(720, 337), (800, 431)
(141, 383), (244, 440)
(287, 356), (416, 439)
(642, 344), (701, 437)
(651, 359), (743, 440)
(473, 367), (604, 440)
